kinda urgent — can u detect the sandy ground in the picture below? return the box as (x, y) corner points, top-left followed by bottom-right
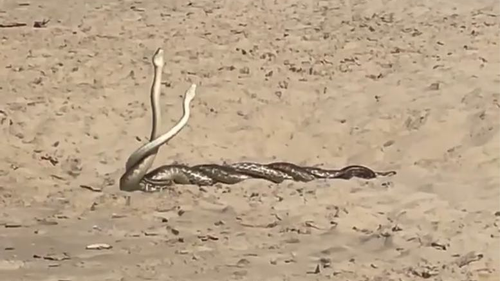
(1, 0), (499, 280)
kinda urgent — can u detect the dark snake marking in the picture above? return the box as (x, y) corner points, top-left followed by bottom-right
(140, 162), (396, 192)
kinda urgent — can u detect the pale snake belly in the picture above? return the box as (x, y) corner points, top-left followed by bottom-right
(119, 48), (396, 193)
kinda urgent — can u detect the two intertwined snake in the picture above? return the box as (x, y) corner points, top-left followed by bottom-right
(119, 48), (396, 192)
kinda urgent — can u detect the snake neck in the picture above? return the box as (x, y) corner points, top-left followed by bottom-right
(119, 149), (158, 191)
(149, 68), (162, 142)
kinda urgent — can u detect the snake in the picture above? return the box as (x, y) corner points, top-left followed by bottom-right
(119, 48), (396, 193)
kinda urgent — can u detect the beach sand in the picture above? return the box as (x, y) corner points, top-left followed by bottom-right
(1, 0), (499, 280)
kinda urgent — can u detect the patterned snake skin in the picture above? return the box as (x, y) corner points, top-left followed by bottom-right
(139, 162), (396, 192)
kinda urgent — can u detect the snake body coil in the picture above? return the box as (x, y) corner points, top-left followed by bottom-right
(119, 48), (396, 193)
(141, 162), (396, 192)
